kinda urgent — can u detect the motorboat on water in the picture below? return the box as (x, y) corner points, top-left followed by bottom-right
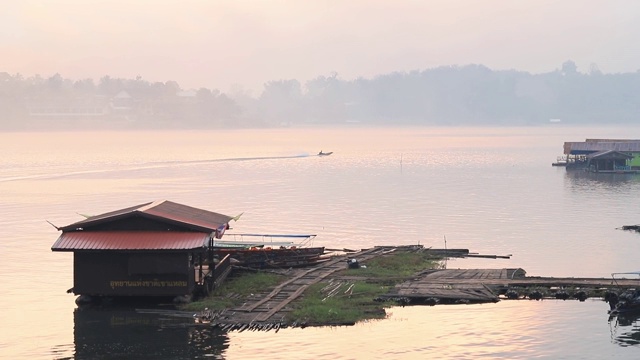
(318, 150), (333, 156)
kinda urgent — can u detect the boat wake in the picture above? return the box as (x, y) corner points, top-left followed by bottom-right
(0, 154), (314, 182)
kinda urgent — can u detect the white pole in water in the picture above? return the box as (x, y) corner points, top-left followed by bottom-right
(443, 235), (447, 269)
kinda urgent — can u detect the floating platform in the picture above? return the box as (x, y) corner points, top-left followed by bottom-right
(186, 246), (640, 330)
(380, 268), (640, 305)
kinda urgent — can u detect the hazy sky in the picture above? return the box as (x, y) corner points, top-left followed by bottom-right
(2, 0), (639, 93)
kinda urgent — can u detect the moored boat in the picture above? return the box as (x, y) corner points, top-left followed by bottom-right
(213, 234), (326, 268)
(216, 246), (326, 268)
(606, 290), (640, 315)
(606, 272), (640, 315)
(551, 156), (568, 166)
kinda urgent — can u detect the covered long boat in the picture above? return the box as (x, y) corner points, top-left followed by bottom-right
(213, 234), (326, 268)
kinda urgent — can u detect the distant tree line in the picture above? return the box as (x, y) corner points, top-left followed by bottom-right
(1, 60), (639, 130)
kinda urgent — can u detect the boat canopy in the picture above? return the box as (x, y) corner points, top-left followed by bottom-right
(226, 233), (316, 238)
(610, 272), (640, 287)
(219, 233), (317, 247)
(612, 271), (640, 276)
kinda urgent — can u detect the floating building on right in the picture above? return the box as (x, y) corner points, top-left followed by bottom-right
(555, 139), (640, 173)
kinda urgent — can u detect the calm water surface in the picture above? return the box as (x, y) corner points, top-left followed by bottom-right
(2, 126), (640, 359)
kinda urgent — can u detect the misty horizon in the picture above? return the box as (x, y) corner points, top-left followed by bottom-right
(2, 1), (640, 93)
(3, 1), (640, 130)
(4, 59), (637, 96)
(2, 60), (639, 130)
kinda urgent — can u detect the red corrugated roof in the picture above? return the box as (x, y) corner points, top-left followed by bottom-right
(59, 200), (233, 232)
(141, 200), (232, 232)
(51, 231), (210, 251)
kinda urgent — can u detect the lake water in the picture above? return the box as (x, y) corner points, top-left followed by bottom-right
(2, 126), (640, 359)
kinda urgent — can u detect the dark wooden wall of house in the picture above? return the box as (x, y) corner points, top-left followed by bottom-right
(73, 252), (194, 296)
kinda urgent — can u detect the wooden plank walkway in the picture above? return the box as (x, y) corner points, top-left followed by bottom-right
(386, 269), (518, 303)
(382, 268), (640, 304)
(214, 246), (400, 326)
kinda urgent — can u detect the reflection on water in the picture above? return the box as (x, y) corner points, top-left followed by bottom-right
(610, 312), (640, 347)
(53, 300), (640, 359)
(225, 301), (638, 359)
(564, 169), (640, 190)
(73, 306), (229, 359)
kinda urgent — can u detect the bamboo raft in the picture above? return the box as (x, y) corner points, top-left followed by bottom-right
(180, 246), (640, 331)
(379, 268), (640, 305)
(188, 246), (420, 329)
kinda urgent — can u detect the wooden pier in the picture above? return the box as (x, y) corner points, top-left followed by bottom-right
(183, 246), (640, 331)
(380, 268), (640, 304)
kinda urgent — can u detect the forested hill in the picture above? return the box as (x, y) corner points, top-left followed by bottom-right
(1, 60), (639, 130)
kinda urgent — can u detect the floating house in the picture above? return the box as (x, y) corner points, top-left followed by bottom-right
(51, 200), (235, 303)
(585, 150), (634, 173)
(558, 139), (640, 173)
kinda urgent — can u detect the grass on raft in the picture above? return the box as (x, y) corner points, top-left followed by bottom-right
(287, 250), (443, 324)
(183, 250), (443, 324)
(180, 271), (286, 312)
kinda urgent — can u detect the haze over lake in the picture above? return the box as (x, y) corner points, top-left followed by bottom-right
(2, 125), (640, 358)
(3, 1), (640, 357)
